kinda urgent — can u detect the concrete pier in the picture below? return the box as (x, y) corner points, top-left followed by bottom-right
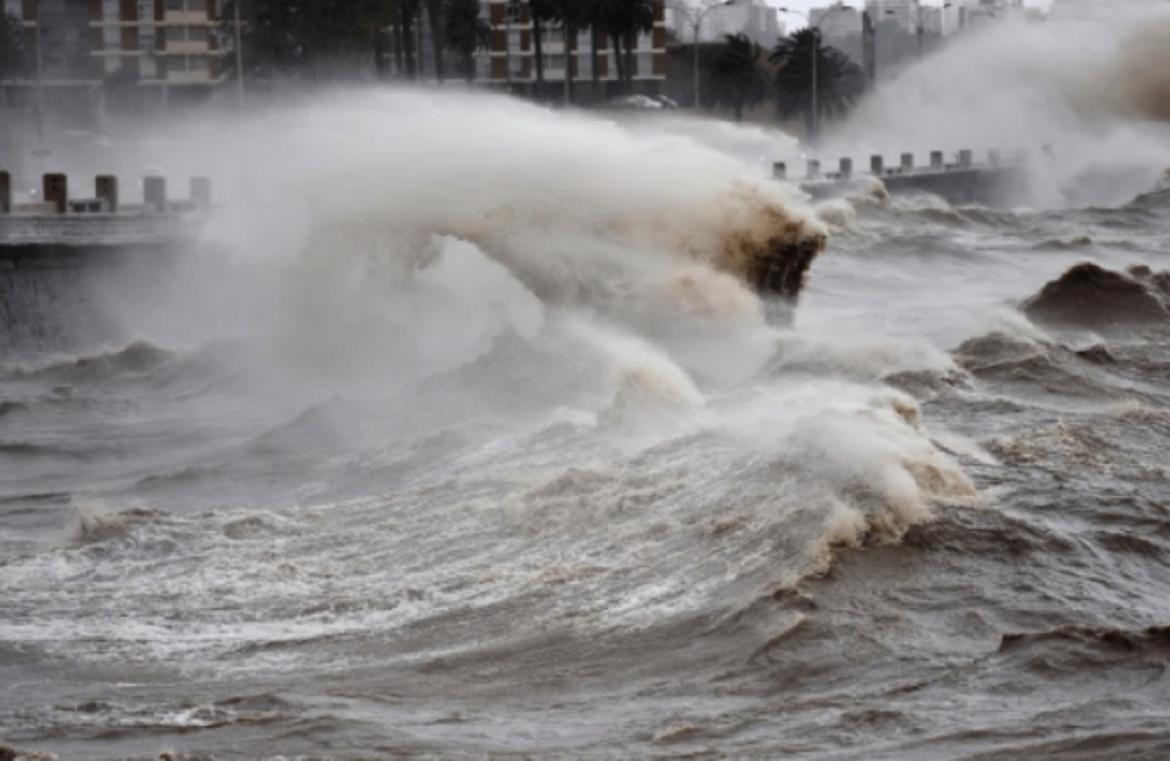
(96, 175), (119, 213)
(1, 172), (211, 348)
(1, 172), (211, 228)
(788, 148), (1029, 207)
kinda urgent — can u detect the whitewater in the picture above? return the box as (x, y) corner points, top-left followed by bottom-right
(2, 3), (1170, 759)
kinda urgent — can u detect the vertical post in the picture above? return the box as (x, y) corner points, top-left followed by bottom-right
(915, 0), (924, 58)
(95, 175), (119, 213)
(692, 20), (700, 109)
(958, 149), (973, 168)
(870, 155), (884, 176)
(43, 173), (67, 214)
(806, 159), (821, 179)
(901, 152), (914, 171)
(564, 20), (572, 106)
(504, 4), (511, 92)
(143, 176), (167, 213)
(862, 11), (876, 85)
(772, 162), (787, 181)
(190, 177), (211, 210)
(989, 149), (1001, 166)
(930, 150), (944, 169)
(234, 0), (245, 108)
(0, 171), (10, 214)
(810, 30), (820, 141)
(839, 157), (853, 179)
(33, 6), (45, 145)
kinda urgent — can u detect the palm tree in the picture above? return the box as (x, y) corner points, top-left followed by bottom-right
(394, 0), (422, 79)
(445, 0), (490, 82)
(622, 0), (655, 92)
(423, 0), (445, 81)
(590, 0), (655, 93)
(556, 0), (588, 102)
(535, 0), (591, 103)
(0, 12), (21, 99)
(705, 33), (766, 122)
(584, 0), (604, 100)
(770, 28), (865, 134)
(530, 0), (558, 94)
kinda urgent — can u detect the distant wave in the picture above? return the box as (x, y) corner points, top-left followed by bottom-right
(1021, 262), (1170, 329)
(2, 340), (175, 383)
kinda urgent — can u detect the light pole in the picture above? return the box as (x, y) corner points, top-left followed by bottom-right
(32, 5), (45, 144)
(666, 0), (737, 110)
(233, 0), (245, 108)
(778, 4), (853, 143)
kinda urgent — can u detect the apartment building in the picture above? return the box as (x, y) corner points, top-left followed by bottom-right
(476, 1), (668, 101)
(1, 0), (228, 108)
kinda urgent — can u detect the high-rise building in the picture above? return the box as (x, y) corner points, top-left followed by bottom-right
(477, 1), (668, 100)
(704, 0), (783, 47)
(92, 0), (228, 92)
(866, 0), (916, 32)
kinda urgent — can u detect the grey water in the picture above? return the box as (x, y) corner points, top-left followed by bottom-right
(4, 8), (1170, 758)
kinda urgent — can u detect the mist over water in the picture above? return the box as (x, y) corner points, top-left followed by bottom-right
(3, 2), (1170, 758)
(817, 0), (1170, 207)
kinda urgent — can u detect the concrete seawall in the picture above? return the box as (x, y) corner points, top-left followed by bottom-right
(775, 150), (1032, 207)
(0, 243), (186, 353)
(0, 172), (207, 352)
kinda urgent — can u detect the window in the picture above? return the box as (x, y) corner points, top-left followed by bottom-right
(165, 26), (210, 44)
(638, 52), (653, 77)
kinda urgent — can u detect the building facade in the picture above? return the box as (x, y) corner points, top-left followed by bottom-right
(1, 0), (228, 107)
(865, 0), (916, 32)
(476, 0), (668, 101)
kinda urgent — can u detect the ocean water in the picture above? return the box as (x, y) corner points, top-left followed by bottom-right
(3, 7), (1170, 759)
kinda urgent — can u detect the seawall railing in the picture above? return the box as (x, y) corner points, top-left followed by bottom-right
(0, 172), (211, 218)
(773, 149), (1029, 206)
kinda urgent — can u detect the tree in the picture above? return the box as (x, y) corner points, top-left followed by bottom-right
(445, 0), (490, 82)
(590, 0), (655, 92)
(770, 28), (865, 133)
(423, 0), (445, 81)
(223, 0), (413, 79)
(531, 0), (557, 91)
(591, 0), (652, 91)
(583, 0), (603, 99)
(0, 12), (23, 82)
(622, 0), (655, 91)
(704, 33), (766, 122)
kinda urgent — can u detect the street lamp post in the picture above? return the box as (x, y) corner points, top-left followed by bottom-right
(667, 0), (737, 110)
(778, 4), (853, 143)
(233, 0), (245, 108)
(32, 7), (45, 144)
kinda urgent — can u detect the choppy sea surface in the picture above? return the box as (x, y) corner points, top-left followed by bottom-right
(3, 95), (1170, 760)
